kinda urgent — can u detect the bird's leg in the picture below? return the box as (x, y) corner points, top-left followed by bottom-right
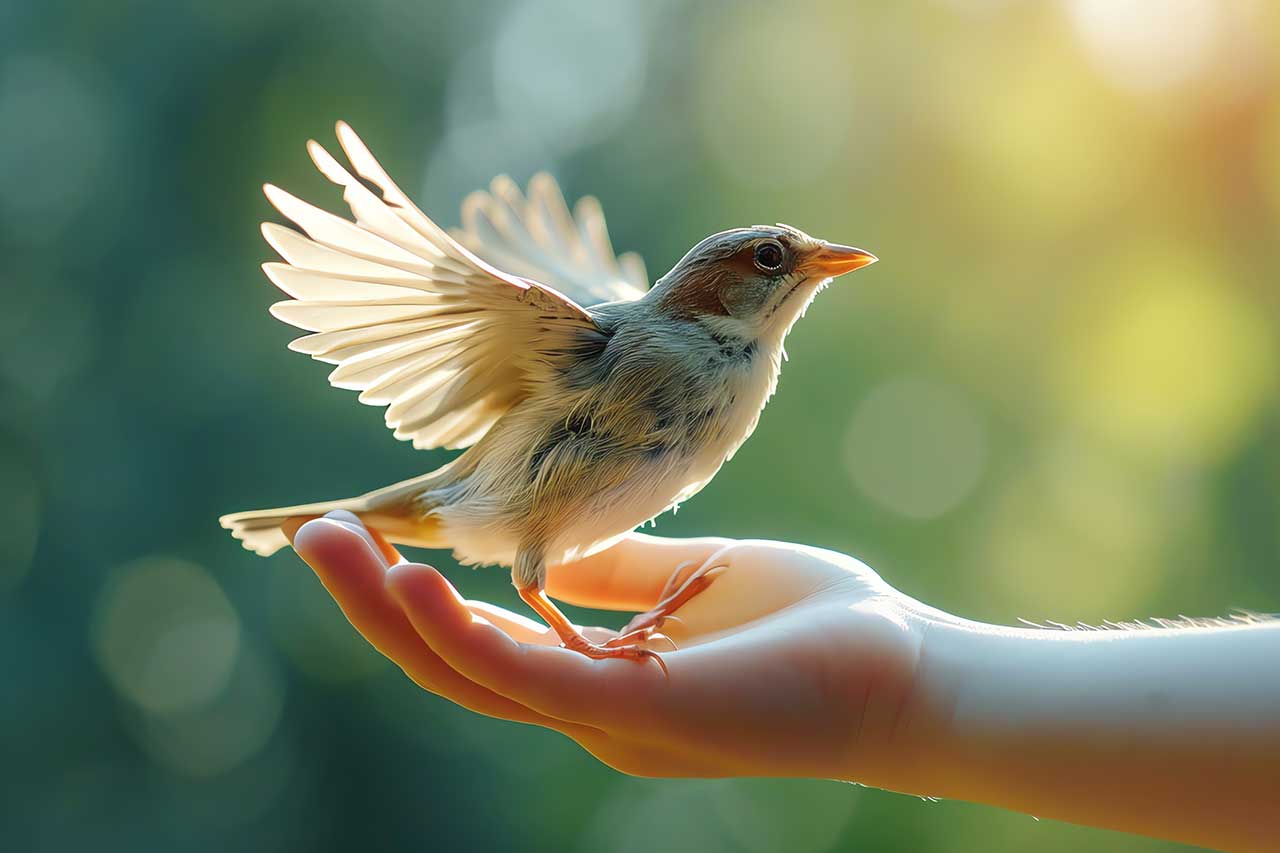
(607, 562), (726, 646)
(517, 585), (666, 671)
(514, 547), (666, 670)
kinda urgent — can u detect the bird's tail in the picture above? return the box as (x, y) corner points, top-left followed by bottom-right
(220, 479), (445, 557)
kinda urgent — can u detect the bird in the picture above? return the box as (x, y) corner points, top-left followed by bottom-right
(221, 122), (876, 665)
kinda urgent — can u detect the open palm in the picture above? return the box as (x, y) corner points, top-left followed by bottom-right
(289, 511), (926, 781)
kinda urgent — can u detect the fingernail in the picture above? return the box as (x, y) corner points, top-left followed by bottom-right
(325, 509), (362, 525)
(332, 521), (386, 565)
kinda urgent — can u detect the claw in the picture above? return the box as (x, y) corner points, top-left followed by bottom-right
(658, 559), (700, 601)
(653, 633), (679, 652)
(621, 562), (726, 636)
(563, 634), (667, 676)
(603, 625), (657, 649)
(648, 650), (669, 677)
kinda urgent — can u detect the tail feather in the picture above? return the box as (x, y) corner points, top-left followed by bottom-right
(220, 497), (368, 556)
(220, 490), (444, 557)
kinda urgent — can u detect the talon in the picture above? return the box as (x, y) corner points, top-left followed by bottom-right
(603, 625), (656, 649)
(652, 633), (679, 652)
(622, 561), (725, 637)
(647, 650), (669, 677)
(560, 635), (668, 675)
(658, 559), (699, 601)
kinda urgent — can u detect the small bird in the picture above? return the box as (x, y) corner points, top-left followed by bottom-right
(221, 122), (876, 664)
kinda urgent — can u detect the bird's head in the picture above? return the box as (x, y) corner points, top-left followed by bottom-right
(649, 224), (876, 344)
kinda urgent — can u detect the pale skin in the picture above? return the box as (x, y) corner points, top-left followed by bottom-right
(287, 511), (1280, 852)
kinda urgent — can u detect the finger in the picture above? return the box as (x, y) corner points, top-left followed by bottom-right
(464, 601), (559, 646)
(291, 517), (600, 736)
(544, 533), (732, 612)
(354, 517), (405, 566)
(387, 562), (666, 728)
(285, 508), (406, 567)
(465, 602), (623, 647)
(311, 515), (607, 644)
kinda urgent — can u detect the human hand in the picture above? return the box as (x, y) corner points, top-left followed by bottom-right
(287, 511), (1280, 849)
(286, 511), (929, 784)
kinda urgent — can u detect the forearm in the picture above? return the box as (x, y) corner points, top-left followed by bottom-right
(899, 616), (1280, 850)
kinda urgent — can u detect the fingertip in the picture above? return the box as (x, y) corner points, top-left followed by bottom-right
(325, 509), (362, 525)
(291, 516), (345, 555)
(316, 511), (402, 565)
(292, 517), (385, 576)
(385, 563), (460, 616)
(385, 561), (443, 593)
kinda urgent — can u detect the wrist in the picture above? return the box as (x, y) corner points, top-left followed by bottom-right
(825, 599), (952, 795)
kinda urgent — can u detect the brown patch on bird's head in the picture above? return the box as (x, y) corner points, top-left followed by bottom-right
(654, 225), (817, 320)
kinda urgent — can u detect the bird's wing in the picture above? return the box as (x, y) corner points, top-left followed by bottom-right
(260, 121), (604, 451)
(449, 172), (648, 307)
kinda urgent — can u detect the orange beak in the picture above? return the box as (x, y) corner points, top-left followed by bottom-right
(805, 242), (878, 278)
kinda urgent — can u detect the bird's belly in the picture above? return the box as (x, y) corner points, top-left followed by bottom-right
(436, 447), (720, 569)
(573, 408), (770, 565)
(544, 447), (722, 564)
(437, 356), (775, 569)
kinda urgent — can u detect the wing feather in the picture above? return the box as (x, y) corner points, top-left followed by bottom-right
(451, 171), (649, 307)
(261, 223), (425, 283)
(263, 185), (436, 277)
(259, 123), (601, 450)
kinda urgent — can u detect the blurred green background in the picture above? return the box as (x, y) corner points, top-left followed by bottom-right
(3, 0), (1278, 850)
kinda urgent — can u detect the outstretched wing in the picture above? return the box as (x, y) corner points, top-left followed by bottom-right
(451, 173), (648, 307)
(260, 121), (603, 451)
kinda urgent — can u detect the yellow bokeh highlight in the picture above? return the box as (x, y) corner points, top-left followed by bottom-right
(1052, 247), (1276, 467)
(940, 29), (1134, 235)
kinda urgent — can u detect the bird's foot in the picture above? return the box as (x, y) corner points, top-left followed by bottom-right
(561, 632), (668, 675)
(516, 582), (670, 673)
(612, 562), (726, 641)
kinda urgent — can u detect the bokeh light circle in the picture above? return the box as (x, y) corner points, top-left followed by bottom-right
(130, 641), (286, 779)
(844, 378), (988, 519)
(492, 0), (647, 154)
(93, 557), (241, 715)
(1066, 0), (1222, 93)
(1053, 251), (1276, 467)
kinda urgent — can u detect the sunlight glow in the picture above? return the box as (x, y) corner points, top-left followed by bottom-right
(844, 378), (988, 519)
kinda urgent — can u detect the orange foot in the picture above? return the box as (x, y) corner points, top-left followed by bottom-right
(562, 630), (668, 675)
(605, 562), (726, 648)
(517, 584), (668, 674)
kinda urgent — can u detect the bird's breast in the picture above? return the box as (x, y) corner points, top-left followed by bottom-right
(633, 339), (780, 490)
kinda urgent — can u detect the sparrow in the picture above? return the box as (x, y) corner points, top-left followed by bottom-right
(221, 122), (876, 665)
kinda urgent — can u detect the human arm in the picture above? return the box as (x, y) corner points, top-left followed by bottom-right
(287, 512), (1280, 850)
(909, 613), (1280, 851)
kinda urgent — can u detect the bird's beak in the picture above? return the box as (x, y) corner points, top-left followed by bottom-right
(805, 242), (878, 278)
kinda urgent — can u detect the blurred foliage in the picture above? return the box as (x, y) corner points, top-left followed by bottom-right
(2, 0), (1278, 850)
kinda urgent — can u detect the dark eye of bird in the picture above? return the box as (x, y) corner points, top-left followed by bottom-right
(753, 240), (784, 273)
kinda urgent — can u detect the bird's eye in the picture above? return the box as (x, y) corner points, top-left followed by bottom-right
(753, 240), (784, 272)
